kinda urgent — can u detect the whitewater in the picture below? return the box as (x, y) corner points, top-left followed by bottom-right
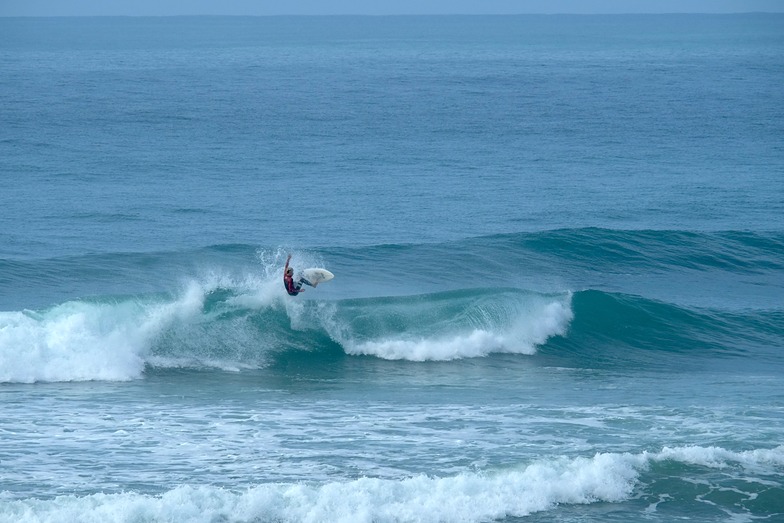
(4, 446), (782, 523)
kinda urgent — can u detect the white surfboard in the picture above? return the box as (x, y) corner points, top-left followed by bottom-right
(300, 268), (334, 285)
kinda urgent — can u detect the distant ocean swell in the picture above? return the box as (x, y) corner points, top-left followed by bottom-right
(0, 272), (779, 383)
(504, 228), (784, 273)
(3, 228), (783, 288)
(1, 445), (781, 523)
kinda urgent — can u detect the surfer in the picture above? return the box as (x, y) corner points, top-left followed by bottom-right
(284, 254), (317, 296)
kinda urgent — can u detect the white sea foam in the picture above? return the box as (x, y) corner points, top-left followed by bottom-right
(0, 277), (229, 383)
(654, 445), (784, 470)
(0, 300), (155, 383)
(0, 451), (637, 523)
(0, 262), (314, 382)
(343, 294), (573, 361)
(4, 445), (780, 523)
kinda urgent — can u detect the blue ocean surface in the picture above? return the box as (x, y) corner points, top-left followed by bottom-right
(1, 14), (783, 523)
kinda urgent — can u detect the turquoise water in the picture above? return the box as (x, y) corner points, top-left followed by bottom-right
(1, 15), (783, 522)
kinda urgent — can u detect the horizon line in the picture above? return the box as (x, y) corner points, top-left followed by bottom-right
(2, 11), (782, 18)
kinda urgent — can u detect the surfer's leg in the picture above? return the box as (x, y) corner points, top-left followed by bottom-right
(298, 278), (314, 288)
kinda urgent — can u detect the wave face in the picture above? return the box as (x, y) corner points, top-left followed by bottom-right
(546, 289), (784, 369)
(1, 229), (782, 383)
(0, 277), (574, 382)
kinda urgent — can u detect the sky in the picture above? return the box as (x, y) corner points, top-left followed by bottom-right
(1, 0), (783, 16)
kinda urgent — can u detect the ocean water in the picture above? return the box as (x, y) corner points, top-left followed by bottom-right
(1, 14), (783, 523)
